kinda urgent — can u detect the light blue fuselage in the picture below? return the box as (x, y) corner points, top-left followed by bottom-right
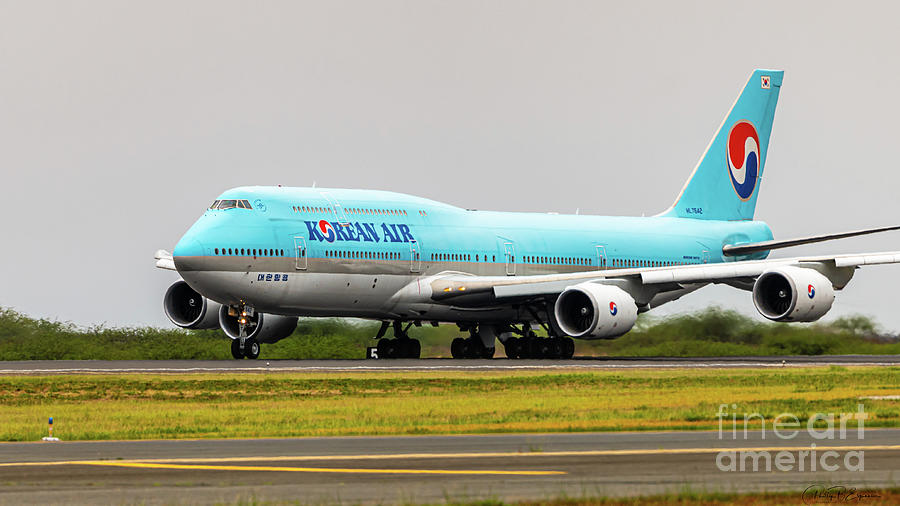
(172, 186), (773, 322)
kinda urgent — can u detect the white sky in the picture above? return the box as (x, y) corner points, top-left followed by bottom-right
(3, 1), (900, 331)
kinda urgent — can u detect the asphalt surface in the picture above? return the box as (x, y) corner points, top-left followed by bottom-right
(1, 430), (898, 504)
(1, 355), (898, 374)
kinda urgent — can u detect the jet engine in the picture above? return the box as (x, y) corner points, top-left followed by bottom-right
(218, 306), (298, 344)
(752, 266), (835, 322)
(554, 283), (638, 339)
(163, 280), (221, 329)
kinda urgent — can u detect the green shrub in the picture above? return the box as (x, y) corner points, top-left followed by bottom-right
(580, 308), (900, 357)
(1, 306), (898, 360)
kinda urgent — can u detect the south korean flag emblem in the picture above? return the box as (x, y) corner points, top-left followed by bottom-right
(761, 75), (771, 89)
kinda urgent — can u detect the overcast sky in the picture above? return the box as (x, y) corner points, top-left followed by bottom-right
(3, 1), (900, 331)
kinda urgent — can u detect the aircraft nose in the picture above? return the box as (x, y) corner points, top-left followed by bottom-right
(173, 235), (205, 258)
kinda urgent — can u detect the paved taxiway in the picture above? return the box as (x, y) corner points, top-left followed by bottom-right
(1, 430), (898, 504)
(1, 355), (898, 374)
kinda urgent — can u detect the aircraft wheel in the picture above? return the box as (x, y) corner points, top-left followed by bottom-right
(516, 338), (526, 358)
(545, 338), (561, 359)
(562, 337), (575, 359)
(527, 337), (544, 359)
(377, 338), (391, 359)
(465, 336), (488, 359)
(230, 339), (244, 360)
(517, 337), (531, 359)
(405, 339), (421, 359)
(504, 337), (519, 359)
(461, 339), (475, 359)
(387, 340), (401, 359)
(451, 337), (465, 359)
(244, 338), (261, 359)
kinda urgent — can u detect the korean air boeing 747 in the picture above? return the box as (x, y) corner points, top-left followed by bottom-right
(156, 69), (900, 360)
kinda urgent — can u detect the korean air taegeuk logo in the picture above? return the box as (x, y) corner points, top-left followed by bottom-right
(726, 120), (760, 201)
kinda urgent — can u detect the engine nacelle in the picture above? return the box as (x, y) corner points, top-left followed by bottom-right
(163, 280), (221, 329)
(218, 306), (298, 344)
(752, 266), (835, 322)
(554, 283), (638, 339)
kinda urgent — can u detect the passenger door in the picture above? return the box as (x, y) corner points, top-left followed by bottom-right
(409, 240), (421, 273)
(595, 245), (608, 270)
(293, 236), (308, 270)
(504, 242), (516, 276)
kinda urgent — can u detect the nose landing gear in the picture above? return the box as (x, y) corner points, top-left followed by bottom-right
(231, 336), (260, 359)
(229, 306), (261, 360)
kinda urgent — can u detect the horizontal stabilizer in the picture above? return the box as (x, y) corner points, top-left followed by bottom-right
(722, 225), (900, 256)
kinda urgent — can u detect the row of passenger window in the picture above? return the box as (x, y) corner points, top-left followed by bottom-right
(428, 253), (591, 266)
(524, 255), (592, 266)
(214, 247), (285, 257)
(347, 207), (408, 217)
(325, 250), (401, 260)
(612, 259), (690, 268)
(291, 205), (412, 217)
(431, 253), (496, 262)
(293, 205), (332, 213)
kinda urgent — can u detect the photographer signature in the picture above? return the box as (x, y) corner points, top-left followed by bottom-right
(802, 485), (881, 504)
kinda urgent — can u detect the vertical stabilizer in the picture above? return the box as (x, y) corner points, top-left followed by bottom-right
(660, 69), (782, 221)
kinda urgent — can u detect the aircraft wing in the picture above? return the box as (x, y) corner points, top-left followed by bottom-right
(154, 249), (177, 271)
(427, 250), (900, 304)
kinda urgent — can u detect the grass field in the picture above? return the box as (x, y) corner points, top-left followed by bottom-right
(2, 307), (900, 360)
(226, 489), (900, 505)
(1, 366), (898, 441)
(449, 488), (900, 505)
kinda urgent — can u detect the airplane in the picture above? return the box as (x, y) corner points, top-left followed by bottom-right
(156, 69), (900, 360)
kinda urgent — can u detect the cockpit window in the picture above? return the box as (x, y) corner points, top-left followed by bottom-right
(209, 199), (252, 210)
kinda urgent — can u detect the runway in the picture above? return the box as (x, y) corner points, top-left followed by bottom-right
(1, 355), (898, 374)
(1, 430), (897, 504)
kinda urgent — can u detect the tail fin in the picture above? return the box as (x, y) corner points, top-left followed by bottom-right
(660, 69), (783, 221)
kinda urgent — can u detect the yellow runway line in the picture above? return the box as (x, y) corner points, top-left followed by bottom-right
(78, 461), (565, 476)
(2, 444), (898, 469)
(173, 444), (898, 463)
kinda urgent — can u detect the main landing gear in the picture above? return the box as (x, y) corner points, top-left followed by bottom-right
(450, 325), (495, 359)
(375, 321), (422, 359)
(445, 320), (575, 360)
(499, 312), (576, 359)
(503, 330), (575, 359)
